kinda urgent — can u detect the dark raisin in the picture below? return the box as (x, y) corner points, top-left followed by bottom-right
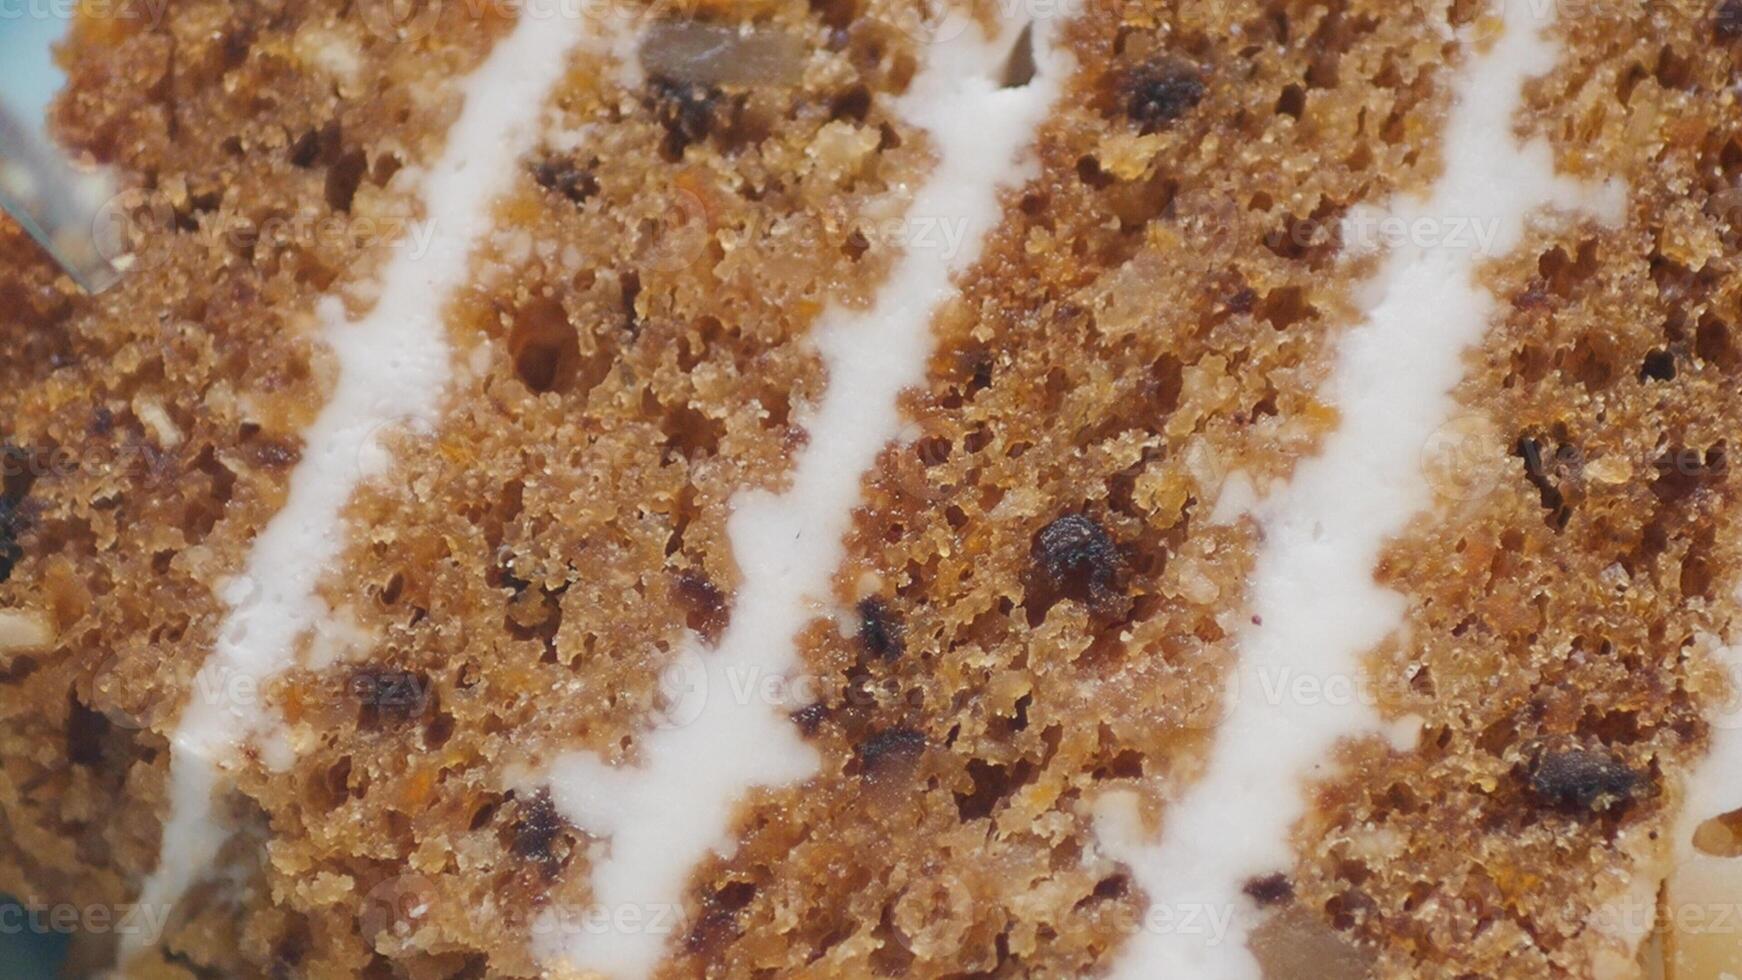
(531, 157), (599, 204)
(1242, 872), (1294, 906)
(1032, 513), (1119, 601)
(1123, 58), (1206, 133)
(1718, 0), (1742, 40)
(791, 702), (829, 736)
(857, 597), (904, 659)
(511, 789), (568, 869)
(673, 569), (729, 644)
(858, 726), (926, 776)
(1527, 747), (1642, 812)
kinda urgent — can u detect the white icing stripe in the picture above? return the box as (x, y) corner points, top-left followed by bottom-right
(1095, 7), (1624, 979)
(1661, 643), (1742, 976)
(538, 15), (1076, 979)
(128, 15), (600, 959)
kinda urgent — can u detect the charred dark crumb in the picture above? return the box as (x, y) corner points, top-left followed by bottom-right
(1527, 746), (1643, 813)
(857, 596), (904, 659)
(88, 406), (115, 436)
(649, 78), (724, 155)
(244, 439), (301, 470)
(1512, 281), (1551, 309)
(1639, 348), (1676, 382)
(510, 789), (568, 868)
(530, 156), (599, 204)
(1718, 0), (1742, 40)
(684, 908), (738, 956)
(857, 726), (927, 776)
(673, 569), (729, 644)
(66, 695), (112, 767)
(791, 702), (829, 736)
(829, 85), (872, 122)
(493, 554), (533, 597)
(324, 148), (369, 212)
(1243, 872), (1294, 906)
(1032, 513), (1120, 601)
(0, 499), (24, 585)
(288, 128), (322, 168)
(1513, 435), (1569, 523)
(348, 668), (433, 727)
(268, 929), (309, 976)
(1092, 874), (1130, 900)
(0, 444), (32, 496)
(956, 348), (995, 392)
(1123, 58), (1206, 133)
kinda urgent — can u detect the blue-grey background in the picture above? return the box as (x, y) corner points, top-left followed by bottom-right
(1, 17), (76, 980)
(1, 17), (69, 135)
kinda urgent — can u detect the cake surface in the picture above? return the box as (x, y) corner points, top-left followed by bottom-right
(2, 0), (1742, 977)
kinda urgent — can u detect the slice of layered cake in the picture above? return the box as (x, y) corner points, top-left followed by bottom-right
(2, 0), (1741, 976)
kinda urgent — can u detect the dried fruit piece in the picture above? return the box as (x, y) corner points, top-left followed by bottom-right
(511, 789), (568, 870)
(1244, 872), (1295, 906)
(857, 597), (904, 659)
(673, 569), (729, 644)
(1717, 0), (1742, 40)
(1123, 58), (1206, 133)
(1032, 513), (1120, 601)
(858, 727), (926, 777)
(530, 157), (598, 204)
(1527, 746), (1642, 813)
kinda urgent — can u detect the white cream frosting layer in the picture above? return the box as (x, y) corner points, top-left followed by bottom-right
(1657, 642), (1742, 977)
(537, 12), (1077, 979)
(129, 13), (600, 960)
(1095, 4), (1625, 977)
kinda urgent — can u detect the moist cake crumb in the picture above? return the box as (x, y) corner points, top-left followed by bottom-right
(1, 0), (1740, 976)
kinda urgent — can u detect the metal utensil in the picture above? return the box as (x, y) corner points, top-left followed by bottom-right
(0, 101), (122, 293)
